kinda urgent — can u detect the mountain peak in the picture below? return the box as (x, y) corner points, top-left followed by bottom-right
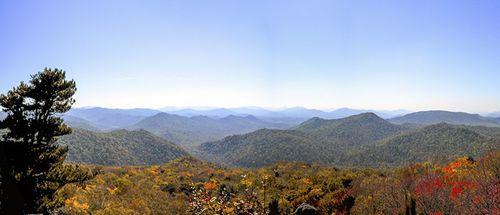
(349, 112), (381, 120)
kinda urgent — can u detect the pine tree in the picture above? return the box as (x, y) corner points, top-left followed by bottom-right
(0, 68), (91, 214)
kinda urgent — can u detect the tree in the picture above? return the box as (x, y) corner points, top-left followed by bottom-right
(0, 68), (91, 214)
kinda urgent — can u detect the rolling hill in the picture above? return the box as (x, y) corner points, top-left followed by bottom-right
(294, 113), (406, 147)
(129, 113), (290, 149)
(389, 110), (499, 127)
(197, 113), (500, 168)
(58, 128), (190, 165)
(198, 129), (333, 167)
(198, 113), (406, 167)
(345, 123), (500, 167)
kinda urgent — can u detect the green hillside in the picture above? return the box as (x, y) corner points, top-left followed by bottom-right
(345, 123), (500, 167)
(130, 113), (290, 149)
(198, 113), (405, 167)
(198, 129), (333, 167)
(197, 113), (500, 168)
(58, 129), (190, 165)
(389, 110), (499, 127)
(294, 112), (405, 147)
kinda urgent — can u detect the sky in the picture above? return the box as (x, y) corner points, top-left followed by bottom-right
(1, 0), (499, 113)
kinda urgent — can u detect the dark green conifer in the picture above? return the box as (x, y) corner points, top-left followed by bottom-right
(0, 68), (91, 214)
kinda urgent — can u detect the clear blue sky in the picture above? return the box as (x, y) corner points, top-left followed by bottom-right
(1, 0), (499, 113)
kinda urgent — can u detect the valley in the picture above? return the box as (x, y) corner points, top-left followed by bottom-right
(60, 107), (500, 169)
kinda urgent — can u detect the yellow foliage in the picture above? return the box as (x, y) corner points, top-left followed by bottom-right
(107, 186), (119, 194)
(65, 196), (89, 211)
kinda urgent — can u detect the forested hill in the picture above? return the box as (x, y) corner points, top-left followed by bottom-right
(389, 110), (499, 127)
(198, 113), (404, 167)
(198, 129), (333, 167)
(344, 123), (500, 167)
(198, 113), (500, 168)
(129, 112), (290, 149)
(294, 112), (406, 147)
(58, 128), (190, 166)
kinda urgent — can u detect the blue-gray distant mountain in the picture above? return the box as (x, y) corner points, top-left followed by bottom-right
(63, 115), (101, 131)
(129, 113), (291, 149)
(329, 108), (410, 119)
(167, 108), (237, 117)
(488, 111), (500, 118)
(389, 110), (499, 127)
(164, 106), (409, 120)
(66, 107), (161, 129)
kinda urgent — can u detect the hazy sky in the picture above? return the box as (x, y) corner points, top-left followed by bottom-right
(1, 0), (499, 113)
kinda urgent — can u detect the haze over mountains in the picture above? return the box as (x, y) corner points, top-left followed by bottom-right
(128, 113), (289, 148)
(64, 107), (500, 130)
(66, 107), (161, 130)
(161, 106), (411, 119)
(53, 106), (500, 168)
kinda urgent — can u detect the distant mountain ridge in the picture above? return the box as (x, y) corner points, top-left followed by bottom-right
(66, 107), (162, 130)
(58, 128), (190, 165)
(488, 111), (500, 118)
(162, 106), (410, 119)
(389, 110), (499, 127)
(129, 112), (291, 149)
(63, 115), (101, 131)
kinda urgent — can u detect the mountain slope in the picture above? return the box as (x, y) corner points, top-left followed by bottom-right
(329, 108), (410, 119)
(389, 110), (499, 127)
(129, 113), (290, 148)
(198, 129), (332, 167)
(58, 128), (190, 165)
(345, 123), (500, 167)
(294, 113), (406, 147)
(63, 115), (101, 131)
(198, 113), (406, 167)
(197, 113), (499, 168)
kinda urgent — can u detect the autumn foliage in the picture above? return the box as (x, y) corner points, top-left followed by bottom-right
(54, 152), (499, 214)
